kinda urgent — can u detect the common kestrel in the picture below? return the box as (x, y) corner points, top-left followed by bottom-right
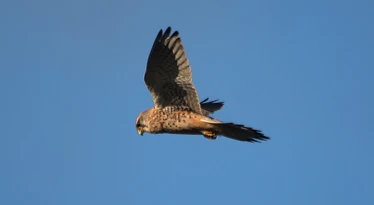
(135, 27), (269, 142)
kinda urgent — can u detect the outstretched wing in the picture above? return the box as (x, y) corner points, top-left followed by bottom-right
(144, 27), (202, 114)
(200, 98), (224, 116)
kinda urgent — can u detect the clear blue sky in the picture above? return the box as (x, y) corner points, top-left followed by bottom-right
(1, 0), (373, 204)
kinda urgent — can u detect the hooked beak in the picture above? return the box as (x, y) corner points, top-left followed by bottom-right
(137, 127), (144, 136)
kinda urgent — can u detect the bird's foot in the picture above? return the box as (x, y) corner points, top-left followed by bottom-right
(202, 130), (217, 140)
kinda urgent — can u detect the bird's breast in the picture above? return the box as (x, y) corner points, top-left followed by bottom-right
(155, 110), (203, 135)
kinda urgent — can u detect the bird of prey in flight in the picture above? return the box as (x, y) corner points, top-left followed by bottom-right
(135, 27), (269, 143)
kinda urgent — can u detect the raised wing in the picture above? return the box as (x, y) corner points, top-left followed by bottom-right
(144, 27), (202, 114)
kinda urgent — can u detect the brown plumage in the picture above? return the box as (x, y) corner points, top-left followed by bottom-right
(135, 27), (269, 142)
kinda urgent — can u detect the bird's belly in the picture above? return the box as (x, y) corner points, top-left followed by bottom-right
(160, 126), (201, 135)
(159, 120), (202, 135)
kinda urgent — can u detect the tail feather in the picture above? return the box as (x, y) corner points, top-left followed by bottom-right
(215, 123), (270, 143)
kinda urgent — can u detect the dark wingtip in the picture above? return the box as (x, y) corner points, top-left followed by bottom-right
(201, 98), (209, 103)
(160, 27), (171, 42)
(162, 27), (179, 37)
(171, 30), (179, 37)
(200, 98), (225, 114)
(157, 27), (180, 45)
(200, 98), (224, 106)
(164, 27), (172, 36)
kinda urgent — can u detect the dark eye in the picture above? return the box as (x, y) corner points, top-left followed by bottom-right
(136, 122), (141, 127)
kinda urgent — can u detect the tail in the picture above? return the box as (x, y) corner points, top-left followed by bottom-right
(215, 123), (270, 143)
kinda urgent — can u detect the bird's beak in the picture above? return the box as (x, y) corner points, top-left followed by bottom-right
(137, 127), (144, 136)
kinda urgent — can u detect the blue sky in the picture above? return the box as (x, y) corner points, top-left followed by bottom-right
(1, 0), (373, 204)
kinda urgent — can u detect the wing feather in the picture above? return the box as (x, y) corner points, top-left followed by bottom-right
(200, 98), (224, 116)
(144, 27), (202, 113)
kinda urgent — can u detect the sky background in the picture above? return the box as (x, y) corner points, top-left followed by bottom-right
(1, 0), (373, 204)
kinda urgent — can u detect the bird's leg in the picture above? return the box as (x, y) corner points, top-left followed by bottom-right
(201, 130), (217, 140)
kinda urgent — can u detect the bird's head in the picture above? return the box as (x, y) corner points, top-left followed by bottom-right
(135, 110), (150, 136)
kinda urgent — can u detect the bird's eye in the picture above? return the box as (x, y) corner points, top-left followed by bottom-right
(136, 123), (141, 127)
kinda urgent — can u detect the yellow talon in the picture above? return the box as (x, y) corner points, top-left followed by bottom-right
(202, 130), (216, 140)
